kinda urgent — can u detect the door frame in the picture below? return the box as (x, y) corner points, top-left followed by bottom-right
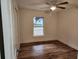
(0, 3), (5, 59)
(1, 0), (16, 59)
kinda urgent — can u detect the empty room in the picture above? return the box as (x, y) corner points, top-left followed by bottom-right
(1, 0), (78, 59)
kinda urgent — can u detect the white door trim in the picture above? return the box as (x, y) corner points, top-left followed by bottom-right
(1, 0), (16, 59)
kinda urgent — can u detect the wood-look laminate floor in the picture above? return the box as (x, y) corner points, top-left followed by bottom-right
(18, 40), (77, 59)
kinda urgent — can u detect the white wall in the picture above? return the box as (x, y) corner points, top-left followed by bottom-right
(19, 9), (57, 43)
(57, 6), (78, 49)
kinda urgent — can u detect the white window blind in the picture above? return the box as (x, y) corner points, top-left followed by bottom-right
(33, 17), (44, 36)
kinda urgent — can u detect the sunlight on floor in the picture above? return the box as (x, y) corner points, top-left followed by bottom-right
(33, 45), (44, 55)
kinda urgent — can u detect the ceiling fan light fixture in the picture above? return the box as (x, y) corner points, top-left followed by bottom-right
(50, 6), (56, 11)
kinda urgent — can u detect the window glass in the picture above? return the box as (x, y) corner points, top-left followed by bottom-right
(33, 17), (44, 36)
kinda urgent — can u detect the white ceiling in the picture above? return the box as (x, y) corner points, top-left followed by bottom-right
(16, 0), (77, 11)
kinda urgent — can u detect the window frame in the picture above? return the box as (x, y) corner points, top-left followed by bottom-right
(33, 17), (44, 37)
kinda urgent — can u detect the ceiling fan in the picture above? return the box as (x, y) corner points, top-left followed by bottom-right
(44, 0), (69, 12)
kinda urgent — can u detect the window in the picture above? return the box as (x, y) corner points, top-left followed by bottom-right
(33, 17), (44, 36)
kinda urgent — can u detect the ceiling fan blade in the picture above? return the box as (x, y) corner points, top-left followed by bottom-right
(57, 6), (66, 9)
(57, 2), (69, 5)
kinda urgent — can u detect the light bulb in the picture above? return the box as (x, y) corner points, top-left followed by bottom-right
(50, 6), (56, 11)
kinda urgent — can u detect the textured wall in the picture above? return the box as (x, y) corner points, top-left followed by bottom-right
(19, 9), (57, 43)
(57, 7), (78, 49)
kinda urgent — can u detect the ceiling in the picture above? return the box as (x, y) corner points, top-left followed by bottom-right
(16, 0), (77, 11)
